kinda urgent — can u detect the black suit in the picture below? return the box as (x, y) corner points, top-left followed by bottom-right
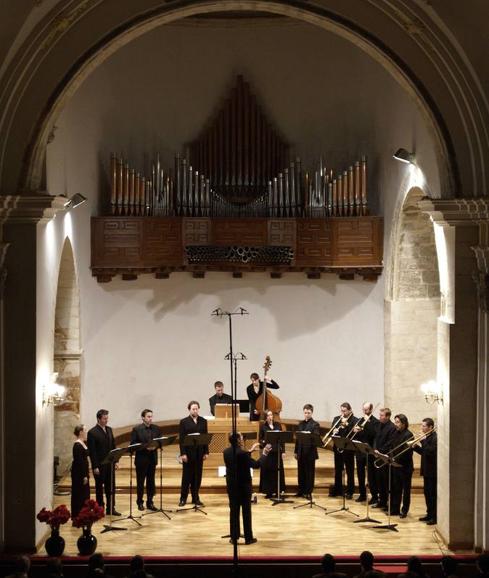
(414, 431), (437, 521)
(332, 414), (356, 496)
(209, 392), (233, 416)
(390, 428), (414, 515)
(130, 423), (162, 506)
(87, 424), (116, 513)
(223, 446), (264, 542)
(179, 415), (209, 503)
(354, 415), (379, 499)
(295, 418), (320, 496)
(373, 420), (397, 507)
(246, 379), (279, 421)
(259, 422), (285, 496)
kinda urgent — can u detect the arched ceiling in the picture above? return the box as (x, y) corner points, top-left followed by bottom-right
(0, 0), (488, 198)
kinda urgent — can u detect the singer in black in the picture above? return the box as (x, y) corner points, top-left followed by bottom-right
(294, 404), (320, 498)
(178, 401), (209, 507)
(331, 402), (357, 498)
(223, 433), (268, 545)
(413, 417), (437, 525)
(87, 409), (119, 515)
(71, 425), (90, 517)
(372, 407), (397, 510)
(246, 372), (279, 421)
(389, 413), (414, 517)
(352, 402), (379, 503)
(130, 409), (161, 512)
(259, 410), (286, 498)
(209, 381), (233, 416)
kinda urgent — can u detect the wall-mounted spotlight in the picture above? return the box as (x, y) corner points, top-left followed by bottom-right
(43, 373), (67, 407)
(393, 148), (416, 165)
(64, 193), (87, 209)
(420, 380), (443, 405)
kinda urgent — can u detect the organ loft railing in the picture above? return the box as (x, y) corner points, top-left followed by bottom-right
(107, 76), (369, 219)
(92, 76), (382, 282)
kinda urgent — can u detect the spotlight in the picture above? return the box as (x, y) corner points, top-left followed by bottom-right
(64, 193), (87, 209)
(393, 148), (416, 165)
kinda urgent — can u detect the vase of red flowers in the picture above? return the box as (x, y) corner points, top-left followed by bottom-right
(72, 499), (105, 556)
(37, 505), (71, 557)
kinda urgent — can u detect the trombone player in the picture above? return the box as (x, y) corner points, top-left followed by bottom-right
(389, 414), (414, 518)
(351, 402), (379, 503)
(330, 402), (357, 499)
(412, 417), (437, 525)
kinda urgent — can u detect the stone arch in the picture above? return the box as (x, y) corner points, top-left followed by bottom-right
(384, 186), (440, 422)
(53, 237), (81, 478)
(0, 1), (487, 197)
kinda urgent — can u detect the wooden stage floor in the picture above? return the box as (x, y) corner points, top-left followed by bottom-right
(49, 447), (458, 557)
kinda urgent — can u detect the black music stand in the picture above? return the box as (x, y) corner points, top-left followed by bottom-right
(293, 431), (327, 511)
(264, 430), (294, 505)
(143, 435), (177, 520)
(325, 437), (359, 518)
(176, 432), (213, 515)
(118, 442), (143, 527)
(352, 441), (381, 524)
(373, 454), (401, 532)
(100, 448), (127, 534)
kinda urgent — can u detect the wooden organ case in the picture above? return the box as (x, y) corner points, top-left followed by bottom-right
(91, 76), (383, 282)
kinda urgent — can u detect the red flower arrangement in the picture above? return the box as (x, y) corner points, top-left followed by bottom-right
(36, 505), (71, 530)
(72, 499), (105, 530)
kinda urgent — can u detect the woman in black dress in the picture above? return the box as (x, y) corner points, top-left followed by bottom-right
(259, 410), (286, 498)
(71, 424), (90, 517)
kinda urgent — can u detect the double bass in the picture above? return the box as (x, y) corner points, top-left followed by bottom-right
(255, 355), (283, 424)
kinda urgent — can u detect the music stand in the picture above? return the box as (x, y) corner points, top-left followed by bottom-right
(373, 454), (401, 532)
(143, 435), (177, 520)
(118, 442), (143, 527)
(293, 431), (327, 511)
(352, 441), (381, 524)
(100, 448), (127, 533)
(325, 437), (359, 518)
(176, 433), (213, 515)
(264, 430), (294, 505)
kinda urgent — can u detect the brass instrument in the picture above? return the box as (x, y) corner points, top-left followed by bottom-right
(322, 415), (343, 448)
(374, 427), (436, 469)
(347, 402), (380, 441)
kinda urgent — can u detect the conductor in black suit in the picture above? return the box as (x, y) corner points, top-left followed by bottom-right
(130, 409), (161, 512)
(179, 401), (209, 507)
(223, 432), (270, 545)
(294, 403), (320, 498)
(87, 409), (120, 516)
(209, 381), (233, 416)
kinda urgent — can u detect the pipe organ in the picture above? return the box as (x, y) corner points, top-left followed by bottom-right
(92, 76), (382, 282)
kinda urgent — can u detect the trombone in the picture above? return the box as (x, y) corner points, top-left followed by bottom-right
(322, 416), (343, 448)
(347, 402), (380, 441)
(374, 427), (436, 469)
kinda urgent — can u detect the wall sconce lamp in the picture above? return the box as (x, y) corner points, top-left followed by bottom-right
(393, 148), (416, 165)
(64, 193), (87, 209)
(43, 373), (67, 407)
(420, 380), (443, 405)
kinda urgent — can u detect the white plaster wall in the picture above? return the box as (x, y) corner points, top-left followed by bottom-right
(41, 19), (441, 430)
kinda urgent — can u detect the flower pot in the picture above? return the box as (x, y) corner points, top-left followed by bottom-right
(77, 528), (97, 556)
(45, 529), (65, 557)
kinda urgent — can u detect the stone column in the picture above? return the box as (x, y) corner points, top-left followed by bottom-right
(420, 199), (489, 549)
(0, 194), (65, 552)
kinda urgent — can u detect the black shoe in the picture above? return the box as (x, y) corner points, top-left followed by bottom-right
(147, 503), (158, 511)
(345, 493), (353, 500)
(368, 498), (378, 505)
(426, 519), (437, 525)
(390, 510), (400, 516)
(355, 495), (367, 502)
(419, 515), (430, 521)
(178, 499), (186, 507)
(399, 513), (407, 519)
(194, 499), (205, 506)
(294, 492), (304, 497)
(137, 503), (145, 511)
(107, 509), (121, 516)
(381, 506), (389, 512)
(265, 494), (273, 499)
(245, 538), (258, 545)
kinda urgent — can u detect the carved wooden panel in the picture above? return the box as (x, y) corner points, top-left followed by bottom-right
(268, 219), (296, 247)
(332, 218), (382, 266)
(212, 219), (268, 246)
(92, 218), (143, 267)
(142, 218), (182, 266)
(183, 218), (211, 245)
(295, 220), (332, 266)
